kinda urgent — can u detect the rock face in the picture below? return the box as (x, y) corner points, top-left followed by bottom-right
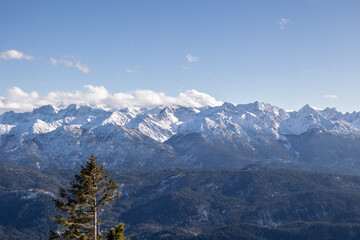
(1, 102), (360, 174)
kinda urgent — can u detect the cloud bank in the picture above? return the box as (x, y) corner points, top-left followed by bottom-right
(0, 86), (223, 114)
(0, 50), (34, 61)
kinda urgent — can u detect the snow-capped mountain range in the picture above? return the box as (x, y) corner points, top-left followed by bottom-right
(1, 102), (360, 174)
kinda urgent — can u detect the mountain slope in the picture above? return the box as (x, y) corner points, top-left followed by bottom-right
(2, 163), (360, 239)
(1, 102), (360, 174)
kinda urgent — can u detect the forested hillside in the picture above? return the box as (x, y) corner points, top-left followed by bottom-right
(1, 163), (360, 240)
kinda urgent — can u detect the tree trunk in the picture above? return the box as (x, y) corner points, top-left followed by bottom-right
(94, 196), (97, 240)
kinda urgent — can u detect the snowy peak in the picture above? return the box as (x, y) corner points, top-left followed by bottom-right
(279, 104), (358, 136)
(321, 107), (342, 120)
(298, 104), (321, 115)
(32, 105), (59, 116)
(2, 101), (360, 172)
(218, 102), (236, 112)
(1, 102), (359, 143)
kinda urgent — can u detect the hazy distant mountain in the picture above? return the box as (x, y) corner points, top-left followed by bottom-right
(1, 102), (360, 174)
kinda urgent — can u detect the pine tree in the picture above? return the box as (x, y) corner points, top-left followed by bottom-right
(106, 228), (115, 240)
(105, 224), (129, 240)
(51, 153), (120, 240)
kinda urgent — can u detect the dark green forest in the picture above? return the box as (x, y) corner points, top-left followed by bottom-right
(1, 163), (360, 240)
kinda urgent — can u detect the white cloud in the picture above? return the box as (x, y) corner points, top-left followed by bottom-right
(125, 66), (139, 74)
(75, 63), (90, 74)
(49, 58), (58, 66)
(49, 56), (90, 74)
(0, 50), (34, 61)
(324, 94), (338, 99)
(186, 54), (199, 63)
(278, 18), (290, 29)
(0, 86), (223, 113)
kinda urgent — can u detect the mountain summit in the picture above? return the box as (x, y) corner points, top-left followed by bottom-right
(1, 102), (360, 174)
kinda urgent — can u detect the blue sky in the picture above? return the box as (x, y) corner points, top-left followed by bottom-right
(1, 0), (360, 112)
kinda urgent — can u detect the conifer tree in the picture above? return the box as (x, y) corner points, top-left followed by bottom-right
(105, 223), (129, 240)
(51, 153), (120, 240)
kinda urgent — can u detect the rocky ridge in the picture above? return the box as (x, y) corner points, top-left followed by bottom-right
(1, 102), (360, 174)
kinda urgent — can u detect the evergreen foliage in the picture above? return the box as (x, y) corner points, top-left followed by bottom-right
(106, 228), (115, 240)
(106, 223), (129, 240)
(51, 153), (120, 240)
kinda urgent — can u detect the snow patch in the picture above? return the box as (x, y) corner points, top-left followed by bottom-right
(0, 124), (15, 135)
(33, 119), (63, 134)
